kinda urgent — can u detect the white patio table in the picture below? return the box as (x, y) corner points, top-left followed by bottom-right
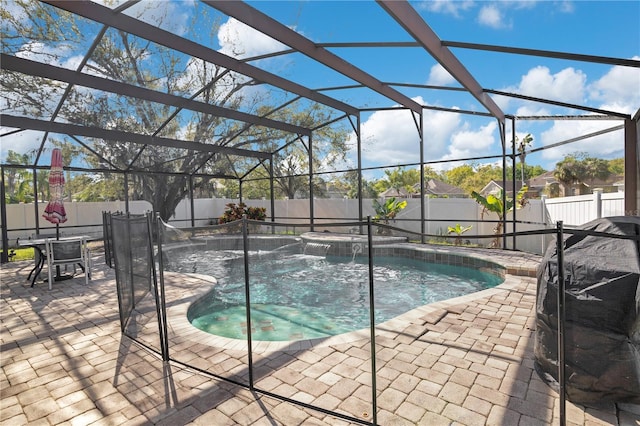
(18, 235), (91, 287)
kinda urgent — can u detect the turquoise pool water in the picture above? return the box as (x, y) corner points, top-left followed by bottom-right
(173, 251), (503, 341)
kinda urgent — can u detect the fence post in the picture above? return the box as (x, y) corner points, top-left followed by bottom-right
(366, 216), (378, 425)
(593, 189), (603, 219)
(556, 221), (566, 426)
(541, 195), (548, 254)
(242, 215), (254, 389)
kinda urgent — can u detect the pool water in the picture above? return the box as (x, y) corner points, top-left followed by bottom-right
(175, 251), (503, 341)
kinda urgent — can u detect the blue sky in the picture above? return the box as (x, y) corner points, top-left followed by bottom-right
(2, 0), (639, 178)
(212, 0), (640, 176)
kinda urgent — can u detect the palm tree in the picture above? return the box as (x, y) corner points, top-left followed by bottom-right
(516, 134), (533, 186)
(554, 153), (611, 196)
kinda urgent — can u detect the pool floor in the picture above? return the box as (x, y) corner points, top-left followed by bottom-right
(190, 303), (350, 341)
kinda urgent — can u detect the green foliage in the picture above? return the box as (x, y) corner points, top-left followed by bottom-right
(372, 197), (407, 223)
(554, 152), (611, 186)
(257, 103), (351, 199)
(374, 167), (422, 195)
(3, 150), (34, 204)
(340, 170), (378, 198)
(2, 2), (350, 218)
(422, 166), (442, 181)
(470, 186), (528, 248)
(447, 223), (472, 236)
(607, 158), (624, 175)
(447, 223), (472, 245)
(441, 161), (547, 196)
(471, 186), (528, 219)
(443, 163), (503, 194)
(521, 164), (546, 182)
(219, 203), (266, 223)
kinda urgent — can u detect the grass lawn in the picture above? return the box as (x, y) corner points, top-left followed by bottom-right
(2, 247), (35, 261)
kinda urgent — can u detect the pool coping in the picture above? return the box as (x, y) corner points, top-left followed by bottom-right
(163, 243), (541, 353)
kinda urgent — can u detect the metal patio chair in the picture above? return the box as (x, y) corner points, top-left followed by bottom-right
(45, 237), (91, 290)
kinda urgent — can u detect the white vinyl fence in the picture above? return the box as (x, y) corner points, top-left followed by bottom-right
(2, 191), (627, 255)
(543, 190), (625, 227)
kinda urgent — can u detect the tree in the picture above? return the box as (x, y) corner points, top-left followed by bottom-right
(3, 150), (34, 203)
(443, 161), (545, 196)
(422, 166), (441, 181)
(443, 164), (475, 187)
(343, 170), (378, 199)
(518, 164), (546, 183)
(554, 153), (611, 196)
(1, 1), (350, 220)
(67, 174), (124, 202)
(225, 101), (350, 200)
(373, 167), (421, 196)
(607, 158), (624, 175)
(442, 163), (504, 194)
(516, 133), (533, 186)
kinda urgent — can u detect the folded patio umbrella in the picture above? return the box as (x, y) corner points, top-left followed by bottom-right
(43, 148), (67, 229)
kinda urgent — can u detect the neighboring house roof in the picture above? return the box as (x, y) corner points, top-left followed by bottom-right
(581, 174), (624, 188)
(527, 171), (557, 189)
(379, 187), (410, 198)
(412, 179), (466, 197)
(528, 171), (623, 189)
(480, 180), (524, 196)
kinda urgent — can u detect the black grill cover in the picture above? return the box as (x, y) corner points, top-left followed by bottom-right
(534, 216), (640, 404)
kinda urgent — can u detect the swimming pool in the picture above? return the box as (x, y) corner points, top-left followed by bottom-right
(165, 243), (504, 342)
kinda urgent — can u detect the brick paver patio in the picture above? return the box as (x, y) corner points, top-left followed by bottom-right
(1, 246), (638, 425)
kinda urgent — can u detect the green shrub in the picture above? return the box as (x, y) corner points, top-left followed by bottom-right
(219, 203), (267, 223)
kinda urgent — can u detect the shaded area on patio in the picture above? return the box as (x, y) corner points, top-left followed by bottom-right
(2, 243), (638, 425)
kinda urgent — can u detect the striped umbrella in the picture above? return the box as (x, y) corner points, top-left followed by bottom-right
(43, 148), (67, 225)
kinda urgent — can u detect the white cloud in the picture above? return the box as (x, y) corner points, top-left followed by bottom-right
(558, 1), (575, 13)
(347, 96), (501, 169)
(16, 41), (71, 67)
(61, 55), (86, 71)
(441, 121), (498, 161)
(423, 109), (462, 157)
(357, 108), (423, 165)
(0, 129), (43, 160)
(172, 17), (292, 106)
(517, 66), (586, 104)
(539, 120), (625, 163)
(477, 5), (511, 29)
(419, 0), (474, 18)
(122, 1), (193, 36)
(515, 104), (552, 117)
(218, 17), (288, 59)
(498, 60), (638, 118)
(427, 64), (456, 86)
(490, 92), (512, 111)
(346, 96), (459, 166)
(588, 57), (640, 115)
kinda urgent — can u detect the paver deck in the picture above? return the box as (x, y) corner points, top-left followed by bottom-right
(1, 246), (638, 425)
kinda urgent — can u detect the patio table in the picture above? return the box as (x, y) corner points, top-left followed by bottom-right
(18, 236), (91, 287)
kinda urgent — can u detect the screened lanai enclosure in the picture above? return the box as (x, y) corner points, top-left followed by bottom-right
(1, 0), (638, 254)
(2, 2), (640, 425)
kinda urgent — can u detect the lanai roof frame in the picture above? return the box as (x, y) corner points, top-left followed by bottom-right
(1, 0), (638, 256)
